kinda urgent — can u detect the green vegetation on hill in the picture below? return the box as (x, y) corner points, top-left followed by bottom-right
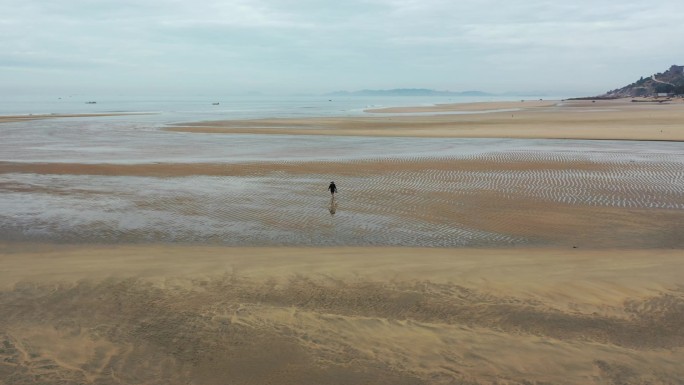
(604, 65), (684, 97)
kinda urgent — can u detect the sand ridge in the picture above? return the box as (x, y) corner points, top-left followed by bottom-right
(364, 99), (559, 113)
(168, 98), (684, 141)
(0, 157), (618, 177)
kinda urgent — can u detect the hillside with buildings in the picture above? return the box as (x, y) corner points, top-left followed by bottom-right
(603, 64), (684, 98)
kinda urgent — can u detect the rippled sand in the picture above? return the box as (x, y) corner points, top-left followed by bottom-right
(2, 149), (683, 247)
(1, 244), (684, 384)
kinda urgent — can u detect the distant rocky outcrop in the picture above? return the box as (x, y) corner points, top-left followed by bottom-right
(603, 65), (684, 98)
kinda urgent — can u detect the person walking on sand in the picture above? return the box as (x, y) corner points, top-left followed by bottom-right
(328, 181), (337, 196)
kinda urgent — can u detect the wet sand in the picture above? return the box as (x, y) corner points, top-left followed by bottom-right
(169, 98), (684, 141)
(1, 153), (682, 248)
(1, 99), (684, 384)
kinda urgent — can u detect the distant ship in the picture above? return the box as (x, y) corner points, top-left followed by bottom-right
(85, 101), (97, 104)
(212, 102), (220, 105)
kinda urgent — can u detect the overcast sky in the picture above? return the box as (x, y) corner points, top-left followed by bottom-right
(1, 0), (683, 96)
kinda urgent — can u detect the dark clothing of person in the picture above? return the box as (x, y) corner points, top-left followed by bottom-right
(328, 182), (337, 195)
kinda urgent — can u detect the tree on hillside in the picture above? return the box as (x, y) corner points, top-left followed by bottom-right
(634, 88), (649, 97)
(655, 84), (674, 94)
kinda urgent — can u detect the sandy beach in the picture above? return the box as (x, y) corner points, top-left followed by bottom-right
(169, 98), (684, 141)
(2, 244), (683, 384)
(1, 98), (683, 384)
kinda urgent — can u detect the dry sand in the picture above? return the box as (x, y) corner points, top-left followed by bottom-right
(169, 98), (684, 141)
(2, 98), (684, 384)
(1, 243), (683, 385)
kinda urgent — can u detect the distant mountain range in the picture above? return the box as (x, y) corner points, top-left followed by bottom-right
(332, 66), (684, 100)
(326, 88), (494, 97)
(600, 65), (684, 98)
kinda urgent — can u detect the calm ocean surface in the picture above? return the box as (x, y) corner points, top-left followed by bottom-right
(1, 94), (546, 122)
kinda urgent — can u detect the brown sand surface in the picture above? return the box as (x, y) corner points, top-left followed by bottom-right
(0, 156), (621, 177)
(168, 98), (684, 141)
(364, 99), (559, 113)
(1, 243), (683, 384)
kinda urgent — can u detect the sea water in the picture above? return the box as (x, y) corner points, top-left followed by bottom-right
(0, 94), (543, 120)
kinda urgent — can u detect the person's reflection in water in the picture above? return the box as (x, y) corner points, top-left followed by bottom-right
(329, 195), (337, 216)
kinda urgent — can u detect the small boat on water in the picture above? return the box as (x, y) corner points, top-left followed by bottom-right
(85, 101), (97, 104)
(212, 102), (220, 105)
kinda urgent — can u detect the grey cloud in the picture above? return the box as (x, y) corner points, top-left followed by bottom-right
(2, 0), (683, 95)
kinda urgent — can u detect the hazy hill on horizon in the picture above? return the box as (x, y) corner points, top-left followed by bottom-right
(332, 65), (684, 100)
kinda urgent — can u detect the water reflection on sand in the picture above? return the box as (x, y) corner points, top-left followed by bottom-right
(1, 118), (683, 247)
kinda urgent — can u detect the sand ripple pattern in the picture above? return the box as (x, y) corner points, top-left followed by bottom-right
(1, 148), (683, 247)
(2, 271), (684, 384)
